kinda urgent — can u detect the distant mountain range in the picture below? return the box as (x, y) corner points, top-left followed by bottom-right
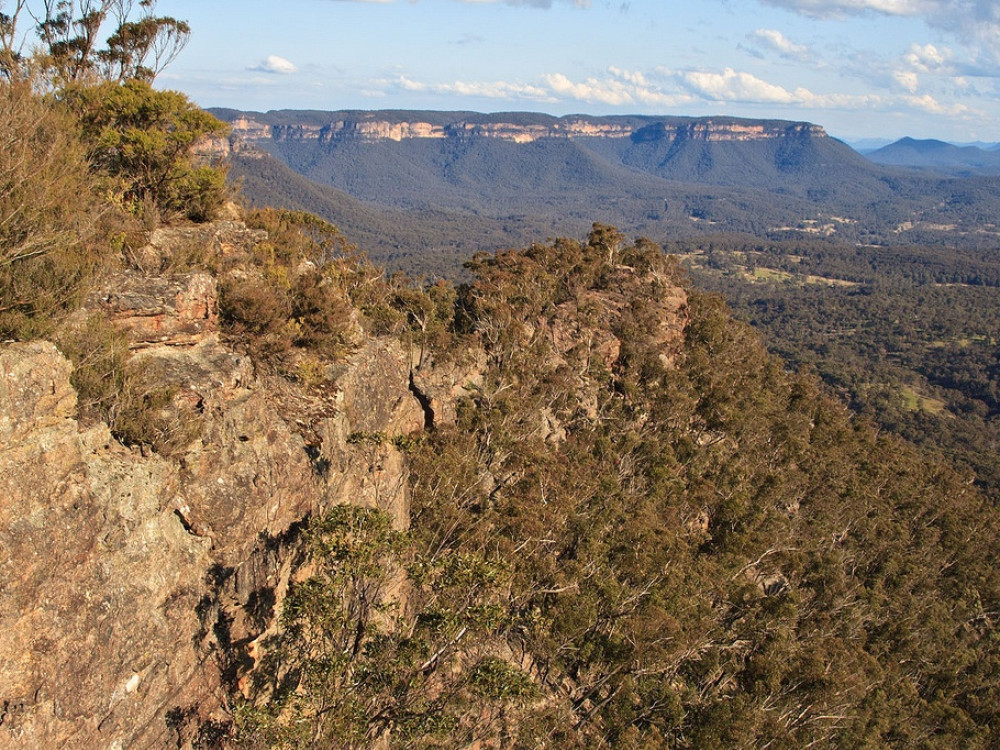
(863, 137), (1000, 176)
(212, 109), (1000, 274)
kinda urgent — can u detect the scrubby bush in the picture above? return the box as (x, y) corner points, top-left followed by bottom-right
(0, 79), (112, 339)
(218, 272), (297, 356)
(63, 79), (229, 223)
(55, 314), (196, 452)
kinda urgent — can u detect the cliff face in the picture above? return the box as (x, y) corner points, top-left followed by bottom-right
(223, 111), (826, 146)
(0, 340), (215, 749)
(0, 223), (428, 748)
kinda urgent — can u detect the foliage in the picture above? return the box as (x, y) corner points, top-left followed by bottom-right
(403, 230), (1000, 747)
(1, 0), (189, 86)
(63, 78), (229, 222)
(54, 314), (196, 452)
(219, 210), (361, 359)
(220, 208), (460, 368)
(677, 233), (1000, 501)
(1, 1), (225, 338)
(0, 78), (113, 338)
(236, 505), (537, 749)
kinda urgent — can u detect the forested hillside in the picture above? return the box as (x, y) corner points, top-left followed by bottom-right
(866, 138), (1000, 176)
(225, 226), (1000, 749)
(225, 112), (1000, 513)
(675, 235), (1000, 502)
(222, 108), (1000, 269)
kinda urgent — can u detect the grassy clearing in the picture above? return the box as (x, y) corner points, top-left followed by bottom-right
(900, 385), (948, 414)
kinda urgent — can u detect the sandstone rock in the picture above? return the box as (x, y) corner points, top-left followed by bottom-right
(410, 345), (487, 428)
(529, 266), (687, 423)
(0, 327), (426, 747)
(337, 338), (424, 438)
(133, 221), (267, 273)
(88, 271), (218, 347)
(0, 340), (76, 443)
(0, 342), (213, 750)
(132, 336), (314, 567)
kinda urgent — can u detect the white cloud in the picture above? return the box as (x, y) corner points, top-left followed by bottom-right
(380, 64), (980, 130)
(545, 72), (637, 105)
(747, 29), (812, 62)
(902, 93), (969, 115)
(681, 67), (799, 103)
(459, 0), (591, 5)
(545, 69), (694, 107)
(904, 42), (949, 72)
(249, 55), (298, 75)
(395, 75), (553, 100)
(758, 0), (935, 18)
(894, 69), (920, 91)
(470, 0), (592, 6)
(884, 43), (958, 94)
(396, 76), (428, 92)
(608, 66), (648, 86)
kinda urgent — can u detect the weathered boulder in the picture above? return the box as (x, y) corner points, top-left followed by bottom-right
(410, 344), (487, 428)
(533, 264), (688, 423)
(134, 336), (316, 567)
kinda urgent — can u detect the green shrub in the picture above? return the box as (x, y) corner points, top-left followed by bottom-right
(63, 79), (229, 223)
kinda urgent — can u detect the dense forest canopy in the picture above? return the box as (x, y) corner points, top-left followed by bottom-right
(224, 225), (1000, 748)
(672, 234), (1000, 503)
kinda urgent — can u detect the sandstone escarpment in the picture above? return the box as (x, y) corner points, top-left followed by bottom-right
(224, 111), (826, 147)
(0, 341), (214, 749)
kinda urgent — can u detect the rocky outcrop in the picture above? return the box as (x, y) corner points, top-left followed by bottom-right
(88, 272), (218, 347)
(0, 342), (214, 749)
(0, 331), (432, 747)
(0, 216), (691, 749)
(130, 221), (267, 274)
(535, 264), (688, 421)
(0, 243), (435, 748)
(410, 346), (487, 428)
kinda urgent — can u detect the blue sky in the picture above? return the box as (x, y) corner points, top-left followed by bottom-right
(156, 0), (1000, 143)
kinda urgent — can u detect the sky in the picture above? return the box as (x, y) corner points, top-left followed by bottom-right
(154, 0), (1000, 144)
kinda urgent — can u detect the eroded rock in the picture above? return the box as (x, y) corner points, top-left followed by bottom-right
(88, 271), (218, 347)
(0, 342), (213, 750)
